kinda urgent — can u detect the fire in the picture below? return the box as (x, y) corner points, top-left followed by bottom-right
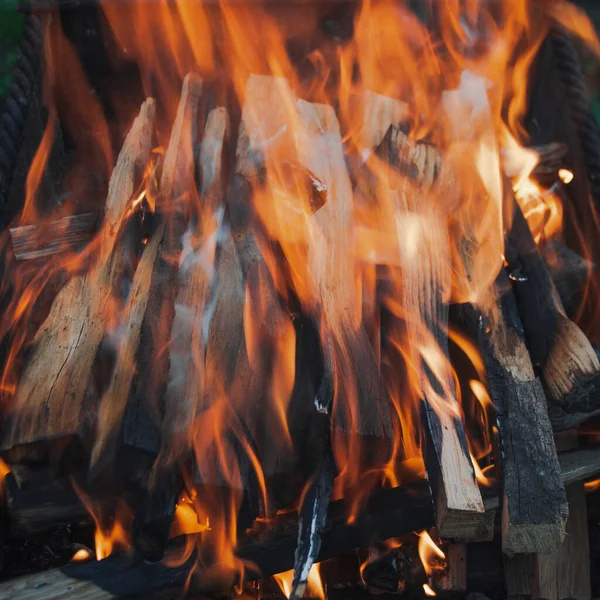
(418, 530), (446, 577)
(3, 0), (600, 592)
(274, 564), (324, 599)
(423, 583), (437, 597)
(584, 478), (600, 493)
(71, 548), (92, 563)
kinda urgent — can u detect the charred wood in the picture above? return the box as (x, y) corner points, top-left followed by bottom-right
(0, 480), (434, 599)
(458, 270), (568, 554)
(506, 202), (600, 428)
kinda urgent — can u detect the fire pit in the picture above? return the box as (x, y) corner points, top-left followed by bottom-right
(1, 1), (600, 599)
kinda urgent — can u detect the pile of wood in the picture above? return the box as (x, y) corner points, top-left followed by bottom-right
(1, 71), (600, 600)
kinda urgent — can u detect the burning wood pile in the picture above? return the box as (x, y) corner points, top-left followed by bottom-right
(1, 0), (600, 598)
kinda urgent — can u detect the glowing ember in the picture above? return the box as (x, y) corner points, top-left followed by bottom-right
(423, 583), (437, 596)
(559, 168), (574, 184)
(71, 548), (92, 562)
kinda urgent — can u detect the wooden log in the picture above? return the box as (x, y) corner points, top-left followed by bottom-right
(459, 271), (568, 554)
(0, 480), (434, 600)
(507, 202), (600, 428)
(157, 106), (229, 470)
(9, 212), (98, 260)
(90, 73), (203, 471)
(531, 482), (591, 600)
(120, 73), (204, 459)
(435, 543), (467, 596)
(0, 98), (156, 453)
(372, 124), (484, 539)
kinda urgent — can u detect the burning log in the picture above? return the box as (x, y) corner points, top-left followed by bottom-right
(506, 202), (600, 429)
(0, 98), (156, 454)
(9, 212), (98, 260)
(371, 123), (484, 539)
(0, 480), (434, 600)
(459, 271), (568, 554)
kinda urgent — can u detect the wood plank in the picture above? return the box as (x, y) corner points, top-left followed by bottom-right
(9, 212), (98, 260)
(459, 271), (568, 554)
(531, 482), (591, 600)
(372, 124), (484, 539)
(1, 98), (156, 452)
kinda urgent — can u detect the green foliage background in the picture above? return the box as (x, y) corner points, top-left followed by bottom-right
(0, 0), (24, 99)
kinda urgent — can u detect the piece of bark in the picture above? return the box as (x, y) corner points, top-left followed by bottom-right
(373, 124), (484, 539)
(0, 98), (156, 452)
(507, 203), (600, 426)
(9, 212), (98, 260)
(459, 271), (568, 554)
(0, 479), (434, 600)
(122, 73), (203, 457)
(531, 482), (591, 600)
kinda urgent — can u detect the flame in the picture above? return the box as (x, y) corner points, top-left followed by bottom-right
(418, 531), (446, 577)
(5, 0), (600, 589)
(71, 548), (92, 562)
(274, 564), (324, 600)
(584, 478), (600, 493)
(423, 583), (437, 597)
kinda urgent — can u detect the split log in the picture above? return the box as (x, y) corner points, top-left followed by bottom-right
(371, 124), (484, 539)
(506, 202), (600, 428)
(90, 73), (203, 472)
(0, 98), (156, 453)
(436, 543), (467, 596)
(0, 479), (434, 600)
(9, 212), (98, 260)
(458, 271), (568, 554)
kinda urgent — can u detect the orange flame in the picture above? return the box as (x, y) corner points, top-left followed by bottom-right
(274, 564), (324, 600)
(418, 531), (446, 577)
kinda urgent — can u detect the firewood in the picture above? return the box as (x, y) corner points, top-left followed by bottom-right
(119, 73), (203, 461)
(0, 98), (156, 453)
(458, 272), (568, 554)
(435, 543), (467, 596)
(157, 106), (229, 470)
(9, 212), (98, 260)
(0, 480), (434, 600)
(90, 73), (203, 472)
(531, 482), (591, 599)
(370, 123), (484, 539)
(507, 202), (600, 428)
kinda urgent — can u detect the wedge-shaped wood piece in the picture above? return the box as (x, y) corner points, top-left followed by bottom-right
(158, 106), (229, 470)
(10, 212), (98, 260)
(121, 73), (203, 458)
(372, 123), (484, 539)
(1, 99), (156, 452)
(507, 203), (600, 429)
(91, 73), (203, 469)
(461, 271), (568, 554)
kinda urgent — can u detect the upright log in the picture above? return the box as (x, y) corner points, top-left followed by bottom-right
(1, 99), (156, 453)
(460, 271), (568, 554)
(372, 124), (484, 539)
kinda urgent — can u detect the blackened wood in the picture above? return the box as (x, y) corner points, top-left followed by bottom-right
(0, 99), (156, 453)
(560, 445), (600, 484)
(459, 270), (568, 554)
(507, 202), (600, 425)
(0, 480), (434, 600)
(9, 212), (98, 260)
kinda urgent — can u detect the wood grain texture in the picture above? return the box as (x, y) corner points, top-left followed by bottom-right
(1, 99), (156, 452)
(532, 482), (591, 600)
(10, 213), (98, 260)
(371, 124), (483, 538)
(461, 272), (568, 554)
